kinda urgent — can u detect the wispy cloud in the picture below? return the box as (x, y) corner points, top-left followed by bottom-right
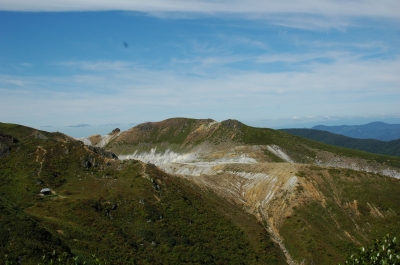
(56, 61), (135, 72)
(1, 52), (400, 127)
(101, 123), (120, 127)
(2, 1), (400, 31)
(217, 35), (269, 50)
(4, 78), (27, 87)
(69, 124), (91, 128)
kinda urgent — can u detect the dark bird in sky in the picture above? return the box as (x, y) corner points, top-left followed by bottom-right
(123, 42), (129, 48)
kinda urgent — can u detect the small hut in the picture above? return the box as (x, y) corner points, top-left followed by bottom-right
(40, 188), (51, 195)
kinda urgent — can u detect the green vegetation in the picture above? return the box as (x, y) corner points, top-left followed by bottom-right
(282, 128), (400, 157)
(5, 251), (107, 265)
(234, 122), (400, 168)
(4, 120), (400, 264)
(339, 234), (400, 265)
(281, 166), (400, 264)
(106, 118), (400, 168)
(0, 122), (285, 264)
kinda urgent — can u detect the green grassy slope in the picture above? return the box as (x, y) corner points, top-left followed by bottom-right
(241, 124), (400, 168)
(280, 167), (400, 264)
(0, 122), (285, 264)
(101, 119), (400, 263)
(0, 197), (71, 264)
(106, 118), (400, 169)
(282, 128), (400, 157)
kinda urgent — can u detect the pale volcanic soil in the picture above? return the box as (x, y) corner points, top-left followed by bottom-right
(117, 142), (400, 265)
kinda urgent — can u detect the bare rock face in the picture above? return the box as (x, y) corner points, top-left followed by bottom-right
(0, 141), (11, 158)
(137, 123), (153, 133)
(0, 133), (17, 159)
(0, 132), (19, 143)
(221, 119), (242, 131)
(88, 145), (118, 159)
(110, 128), (120, 135)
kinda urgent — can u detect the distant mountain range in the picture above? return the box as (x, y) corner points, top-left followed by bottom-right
(281, 128), (400, 157)
(312, 121), (400, 141)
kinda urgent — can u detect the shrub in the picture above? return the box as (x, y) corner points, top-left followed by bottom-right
(340, 234), (400, 265)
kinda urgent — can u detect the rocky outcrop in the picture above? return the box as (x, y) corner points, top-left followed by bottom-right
(0, 132), (19, 143)
(88, 145), (118, 159)
(0, 141), (11, 158)
(110, 128), (120, 135)
(78, 129), (121, 148)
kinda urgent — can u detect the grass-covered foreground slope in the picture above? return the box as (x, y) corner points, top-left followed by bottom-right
(278, 166), (400, 264)
(0, 122), (285, 264)
(169, 160), (400, 264)
(281, 128), (400, 158)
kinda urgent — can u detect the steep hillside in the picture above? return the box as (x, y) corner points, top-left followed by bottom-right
(0, 122), (285, 264)
(105, 118), (400, 177)
(313, 121), (400, 141)
(3, 119), (400, 264)
(99, 118), (400, 264)
(281, 128), (400, 157)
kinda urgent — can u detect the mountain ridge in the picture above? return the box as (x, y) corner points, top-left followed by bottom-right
(0, 121), (286, 264)
(281, 128), (400, 157)
(90, 118), (400, 176)
(88, 117), (400, 264)
(312, 121), (400, 141)
(3, 119), (400, 264)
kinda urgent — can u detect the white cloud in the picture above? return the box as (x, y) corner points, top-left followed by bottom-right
(2, 1), (400, 29)
(1, 52), (400, 128)
(217, 35), (269, 50)
(4, 78), (27, 87)
(55, 61), (135, 72)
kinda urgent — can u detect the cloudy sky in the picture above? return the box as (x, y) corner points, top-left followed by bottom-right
(1, 1), (400, 137)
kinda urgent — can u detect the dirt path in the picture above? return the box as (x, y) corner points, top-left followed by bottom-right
(35, 146), (47, 178)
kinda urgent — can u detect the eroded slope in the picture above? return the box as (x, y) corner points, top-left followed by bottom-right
(0, 122), (286, 264)
(104, 118), (400, 264)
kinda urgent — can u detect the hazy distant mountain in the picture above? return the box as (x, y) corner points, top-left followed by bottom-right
(68, 123), (91, 128)
(312, 121), (400, 141)
(281, 128), (400, 157)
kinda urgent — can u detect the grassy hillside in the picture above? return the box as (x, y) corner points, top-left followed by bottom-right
(101, 118), (400, 263)
(281, 128), (400, 157)
(106, 118), (400, 169)
(0, 122), (285, 264)
(0, 197), (72, 264)
(280, 166), (400, 264)
(241, 124), (400, 168)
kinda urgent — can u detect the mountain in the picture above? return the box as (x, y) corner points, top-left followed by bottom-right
(2, 119), (400, 264)
(280, 128), (400, 157)
(101, 118), (400, 264)
(0, 122), (285, 264)
(312, 121), (400, 141)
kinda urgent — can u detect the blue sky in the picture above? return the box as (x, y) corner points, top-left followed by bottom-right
(1, 1), (400, 137)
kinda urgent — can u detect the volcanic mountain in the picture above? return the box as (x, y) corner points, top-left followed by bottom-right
(82, 117), (400, 264)
(2, 118), (400, 264)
